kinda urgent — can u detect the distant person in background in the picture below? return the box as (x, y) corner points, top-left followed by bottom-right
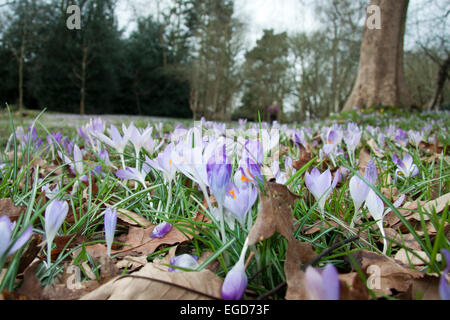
(267, 101), (279, 123)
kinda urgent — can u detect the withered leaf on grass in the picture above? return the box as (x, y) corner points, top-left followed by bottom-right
(352, 250), (424, 296)
(339, 272), (370, 300)
(17, 234), (42, 274)
(14, 261), (43, 300)
(80, 263), (223, 300)
(293, 143), (313, 171)
(116, 207), (152, 228)
(358, 148), (371, 174)
(248, 181), (299, 245)
(394, 248), (441, 266)
(421, 192), (450, 216)
(84, 214), (207, 258)
(247, 182), (320, 300)
(0, 198), (26, 221)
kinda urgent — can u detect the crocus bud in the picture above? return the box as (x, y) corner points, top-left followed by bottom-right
(104, 207), (117, 257)
(349, 175), (369, 214)
(45, 200), (69, 267)
(168, 254), (199, 272)
(439, 249), (450, 300)
(222, 238), (249, 300)
(0, 216), (33, 258)
(305, 264), (340, 300)
(150, 221), (172, 239)
(221, 258), (247, 300)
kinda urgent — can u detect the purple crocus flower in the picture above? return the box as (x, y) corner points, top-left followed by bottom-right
(439, 249), (450, 300)
(104, 207), (117, 257)
(393, 153), (419, 178)
(349, 160), (378, 226)
(364, 190), (406, 254)
(222, 238), (249, 300)
(395, 129), (408, 147)
(0, 216), (33, 259)
(408, 130), (423, 148)
(206, 145), (232, 204)
(150, 221), (172, 239)
(305, 264), (340, 300)
(223, 171), (258, 226)
(99, 149), (116, 169)
(146, 143), (177, 183)
(44, 200), (69, 267)
(116, 163), (151, 188)
(305, 168), (340, 214)
(168, 254), (199, 272)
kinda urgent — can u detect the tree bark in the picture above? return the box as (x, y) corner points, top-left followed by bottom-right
(18, 40), (25, 111)
(80, 47), (88, 115)
(343, 0), (413, 111)
(427, 54), (450, 111)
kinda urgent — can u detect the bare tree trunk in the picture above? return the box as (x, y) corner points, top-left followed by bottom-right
(428, 54), (450, 111)
(80, 47), (88, 115)
(18, 40), (25, 111)
(343, 0), (413, 111)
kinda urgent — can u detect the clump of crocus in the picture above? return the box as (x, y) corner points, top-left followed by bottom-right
(305, 168), (340, 216)
(45, 200), (69, 268)
(304, 264), (340, 300)
(222, 237), (249, 300)
(104, 207), (117, 257)
(223, 170), (258, 227)
(365, 188), (405, 255)
(0, 216), (33, 260)
(168, 254), (199, 272)
(150, 221), (172, 239)
(393, 153), (419, 179)
(349, 159), (377, 226)
(116, 162), (151, 188)
(439, 249), (450, 300)
(146, 143), (177, 184)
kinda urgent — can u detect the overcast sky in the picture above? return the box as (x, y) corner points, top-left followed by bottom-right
(116, 0), (319, 47)
(115, 0), (448, 50)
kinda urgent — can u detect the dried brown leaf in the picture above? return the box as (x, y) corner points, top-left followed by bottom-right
(0, 198), (26, 221)
(248, 182), (299, 245)
(339, 272), (370, 300)
(80, 263), (223, 300)
(353, 250), (424, 296)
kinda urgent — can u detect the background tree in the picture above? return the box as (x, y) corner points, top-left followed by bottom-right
(238, 29), (289, 122)
(343, 0), (413, 111)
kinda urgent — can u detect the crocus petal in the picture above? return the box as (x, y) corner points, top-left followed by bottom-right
(305, 266), (325, 300)
(439, 249), (450, 300)
(365, 189), (384, 221)
(104, 208), (117, 256)
(168, 254), (199, 272)
(44, 200), (69, 244)
(349, 175), (369, 212)
(364, 160), (378, 185)
(8, 225), (33, 255)
(322, 264), (340, 300)
(150, 221), (172, 239)
(0, 216), (12, 257)
(221, 258), (248, 300)
(73, 145), (84, 176)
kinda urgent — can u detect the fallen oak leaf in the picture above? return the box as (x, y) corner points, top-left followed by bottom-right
(80, 263), (223, 300)
(248, 181), (299, 245)
(0, 198), (26, 221)
(105, 204), (152, 228)
(394, 248), (441, 266)
(339, 272), (370, 300)
(352, 250), (424, 296)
